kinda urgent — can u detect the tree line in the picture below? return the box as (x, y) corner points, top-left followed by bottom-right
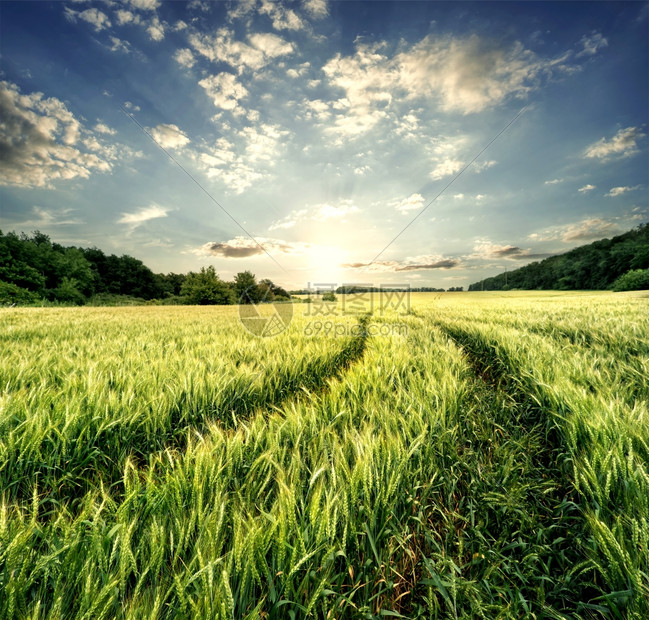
(468, 223), (649, 292)
(0, 231), (289, 305)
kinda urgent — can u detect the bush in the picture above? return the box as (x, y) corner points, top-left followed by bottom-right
(322, 292), (337, 302)
(0, 280), (39, 305)
(611, 269), (649, 292)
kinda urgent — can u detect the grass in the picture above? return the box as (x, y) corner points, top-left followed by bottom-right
(0, 292), (647, 618)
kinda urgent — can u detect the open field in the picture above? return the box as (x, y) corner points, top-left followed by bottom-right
(1, 291), (648, 618)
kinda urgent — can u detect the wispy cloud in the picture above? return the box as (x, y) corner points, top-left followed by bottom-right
(584, 126), (645, 160)
(389, 193), (425, 213)
(578, 184), (595, 193)
(472, 242), (551, 260)
(64, 7), (111, 32)
(605, 185), (642, 197)
(118, 204), (169, 226)
(343, 255), (459, 272)
(577, 32), (608, 57)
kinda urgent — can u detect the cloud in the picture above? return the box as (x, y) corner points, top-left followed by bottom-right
(545, 178), (563, 185)
(430, 158), (463, 180)
(396, 34), (570, 114)
(192, 236), (308, 258)
(118, 204), (169, 226)
(149, 123), (190, 149)
(249, 32), (294, 57)
(531, 217), (623, 243)
(269, 201), (358, 230)
(12, 206), (82, 228)
(94, 122), (116, 135)
(259, 0), (307, 31)
(472, 242), (552, 260)
(128, 0), (161, 10)
(577, 32), (608, 57)
(584, 126), (645, 159)
(561, 218), (622, 241)
(606, 185), (642, 197)
(303, 0), (328, 19)
(197, 124), (289, 193)
(116, 10), (140, 26)
(343, 255), (459, 272)
(392, 193), (425, 213)
(189, 28), (294, 73)
(199, 73), (249, 110)
(578, 184), (595, 193)
(109, 37), (132, 54)
(147, 16), (165, 41)
(64, 7), (111, 32)
(174, 48), (196, 68)
(0, 80), (122, 188)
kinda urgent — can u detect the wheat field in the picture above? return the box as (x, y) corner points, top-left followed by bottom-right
(1, 291), (647, 618)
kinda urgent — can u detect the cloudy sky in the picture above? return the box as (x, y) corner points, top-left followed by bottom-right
(1, 1), (647, 289)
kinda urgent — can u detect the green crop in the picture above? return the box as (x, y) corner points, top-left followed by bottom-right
(1, 292), (647, 618)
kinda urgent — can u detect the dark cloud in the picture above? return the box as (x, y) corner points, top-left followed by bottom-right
(206, 242), (264, 258)
(396, 259), (459, 270)
(492, 246), (552, 260)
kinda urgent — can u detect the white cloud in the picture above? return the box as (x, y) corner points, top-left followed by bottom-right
(94, 122), (116, 135)
(118, 204), (169, 226)
(531, 217), (623, 243)
(199, 73), (249, 110)
(545, 178), (563, 185)
(109, 37), (132, 54)
(128, 0), (161, 10)
(189, 27), (293, 73)
(584, 126), (645, 159)
(430, 158), (463, 180)
(116, 10), (140, 26)
(577, 32), (608, 57)
(64, 7), (111, 32)
(578, 184), (596, 193)
(392, 193), (425, 213)
(149, 124), (190, 149)
(606, 185), (641, 197)
(303, 0), (328, 19)
(249, 32), (294, 58)
(0, 80), (123, 188)
(174, 48), (195, 68)
(269, 200), (358, 230)
(147, 16), (165, 41)
(473, 159), (497, 173)
(396, 34), (569, 114)
(197, 124), (289, 193)
(313, 201), (359, 221)
(259, 0), (307, 31)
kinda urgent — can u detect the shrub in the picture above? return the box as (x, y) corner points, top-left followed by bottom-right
(611, 269), (649, 291)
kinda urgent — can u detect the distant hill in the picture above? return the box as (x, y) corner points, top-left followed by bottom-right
(468, 223), (649, 291)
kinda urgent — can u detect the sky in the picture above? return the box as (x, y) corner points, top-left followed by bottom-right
(1, 0), (648, 290)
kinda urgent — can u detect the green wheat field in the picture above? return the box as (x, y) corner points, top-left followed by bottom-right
(1, 291), (648, 619)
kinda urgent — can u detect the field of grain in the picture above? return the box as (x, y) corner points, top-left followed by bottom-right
(1, 291), (647, 619)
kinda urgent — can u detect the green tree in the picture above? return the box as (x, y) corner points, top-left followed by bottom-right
(181, 266), (234, 305)
(234, 271), (261, 304)
(611, 269), (649, 292)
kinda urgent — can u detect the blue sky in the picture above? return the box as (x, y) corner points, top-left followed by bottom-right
(1, 0), (647, 289)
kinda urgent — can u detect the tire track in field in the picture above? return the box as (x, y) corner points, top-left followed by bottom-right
(1, 316), (372, 509)
(428, 321), (598, 615)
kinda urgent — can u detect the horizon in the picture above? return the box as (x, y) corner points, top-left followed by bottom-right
(1, 0), (648, 290)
